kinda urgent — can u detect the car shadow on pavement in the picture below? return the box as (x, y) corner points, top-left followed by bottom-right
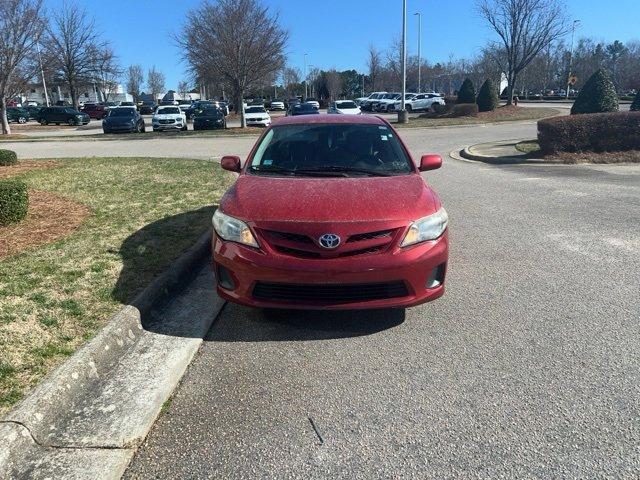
(111, 205), (216, 314)
(206, 303), (406, 342)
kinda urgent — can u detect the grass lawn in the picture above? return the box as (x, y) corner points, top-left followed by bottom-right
(394, 106), (560, 128)
(0, 157), (234, 414)
(515, 140), (542, 154)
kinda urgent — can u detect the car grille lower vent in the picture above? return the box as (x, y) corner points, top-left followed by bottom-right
(252, 281), (409, 303)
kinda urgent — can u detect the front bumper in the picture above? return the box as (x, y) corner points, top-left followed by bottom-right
(213, 232), (448, 310)
(153, 122), (184, 130)
(246, 119), (271, 126)
(103, 123), (136, 133)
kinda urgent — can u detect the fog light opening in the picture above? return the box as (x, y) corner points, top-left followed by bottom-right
(216, 264), (236, 290)
(426, 263), (446, 289)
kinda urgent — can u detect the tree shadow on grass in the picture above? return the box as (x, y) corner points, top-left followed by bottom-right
(111, 205), (215, 309)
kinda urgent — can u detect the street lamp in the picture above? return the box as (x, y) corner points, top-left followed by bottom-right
(398, 0), (408, 124)
(303, 53), (308, 100)
(566, 19), (580, 99)
(414, 12), (422, 93)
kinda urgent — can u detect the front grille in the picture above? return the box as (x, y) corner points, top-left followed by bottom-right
(252, 281), (409, 303)
(347, 229), (394, 243)
(159, 119), (175, 124)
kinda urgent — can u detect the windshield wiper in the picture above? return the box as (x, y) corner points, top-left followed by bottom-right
(296, 166), (393, 177)
(250, 165), (297, 175)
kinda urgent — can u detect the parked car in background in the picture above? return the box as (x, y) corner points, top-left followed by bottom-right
(244, 106), (271, 127)
(193, 107), (226, 130)
(269, 99), (285, 111)
(404, 92), (445, 112)
(387, 93), (418, 112)
(104, 101), (120, 108)
(327, 100), (361, 115)
(119, 101), (137, 109)
(213, 114), (448, 309)
(6, 107), (30, 124)
(304, 97), (320, 109)
(139, 101), (157, 115)
(81, 103), (109, 119)
(102, 107), (146, 134)
(177, 100), (192, 112)
(37, 106), (90, 126)
(160, 100), (178, 106)
(152, 105), (187, 131)
(359, 92), (387, 111)
(374, 93), (402, 112)
(25, 105), (42, 120)
(54, 100), (72, 107)
(288, 103), (320, 116)
(287, 98), (301, 108)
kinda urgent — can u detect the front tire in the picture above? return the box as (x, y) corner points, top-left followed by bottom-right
(39, 119), (48, 125)
(18, 116), (27, 124)
(406, 104), (413, 113)
(67, 119), (76, 126)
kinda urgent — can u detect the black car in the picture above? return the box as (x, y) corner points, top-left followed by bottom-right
(287, 103), (320, 116)
(37, 107), (90, 126)
(102, 107), (146, 134)
(25, 106), (42, 119)
(139, 101), (157, 115)
(184, 100), (214, 119)
(193, 107), (226, 131)
(6, 107), (30, 124)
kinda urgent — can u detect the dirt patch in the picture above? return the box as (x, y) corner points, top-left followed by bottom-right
(9, 123), (76, 131)
(0, 160), (59, 179)
(0, 190), (90, 260)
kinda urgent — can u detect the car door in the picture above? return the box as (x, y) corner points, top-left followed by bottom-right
(411, 94), (426, 110)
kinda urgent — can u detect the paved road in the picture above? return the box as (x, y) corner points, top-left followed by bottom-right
(123, 124), (640, 478)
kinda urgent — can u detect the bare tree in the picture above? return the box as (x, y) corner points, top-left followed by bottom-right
(282, 66), (301, 97)
(325, 69), (343, 100)
(367, 44), (382, 91)
(147, 66), (165, 102)
(91, 45), (121, 103)
(0, 0), (45, 135)
(178, 80), (190, 100)
(126, 64), (144, 102)
(179, 0), (288, 128)
(44, 2), (106, 109)
(478, 0), (568, 104)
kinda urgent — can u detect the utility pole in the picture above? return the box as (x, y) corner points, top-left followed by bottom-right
(303, 53), (308, 101)
(566, 19), (580, 99)
(397, 0), (408, 123)
(36, 42), (50, 107)
(361, 74), (365, 97)
(414, 12), (422, 93)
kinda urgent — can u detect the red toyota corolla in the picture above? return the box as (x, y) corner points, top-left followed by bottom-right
(212, 114), (448, 309)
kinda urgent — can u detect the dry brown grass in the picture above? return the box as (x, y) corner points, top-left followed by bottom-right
(0, 190), (90, 260)
(0, 160), (59, 179)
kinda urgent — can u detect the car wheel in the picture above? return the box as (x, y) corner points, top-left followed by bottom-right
(103, 129), (109, 134)
(430, 103), (439, 113)
(182, 125), (187, 131)
(39, 119), (47, 125)
(406, 104), (413, 113)
(67, 119), (76, 126)
(18, 116), (27, 124)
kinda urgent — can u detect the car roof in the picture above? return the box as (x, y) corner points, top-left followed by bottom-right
(273, 113), (386, 126)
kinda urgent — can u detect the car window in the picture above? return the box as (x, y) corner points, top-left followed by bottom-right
(336, 101), (357, 109)
(198, 108), (222, 117)
(109, 108), (136, 117)
(250, 124), (413, 176)
(158, 107), (180, 114)
(246, 106), (266, 113)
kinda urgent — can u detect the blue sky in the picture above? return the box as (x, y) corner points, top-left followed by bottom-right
(45, 0), (638, 90)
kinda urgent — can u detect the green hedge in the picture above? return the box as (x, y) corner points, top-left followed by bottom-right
(457, 78), (476, 104)
(477, 79), (498, 112)
(452, 103), (479, 117)
(631, 91), (640, 112)
(0, 149), (18, 166)
(538, 112), (640, 153)
(0, 179), (29, 226)
(571, 69), (619, 115)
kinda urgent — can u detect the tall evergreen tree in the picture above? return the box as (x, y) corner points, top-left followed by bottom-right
(457, 78), (476, 104)
(476, 79), (498, 112)
(571, 69), (619, 114)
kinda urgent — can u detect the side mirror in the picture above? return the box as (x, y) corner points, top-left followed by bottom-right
(419, 154), (442, 172)
(221, 155), (242, 173)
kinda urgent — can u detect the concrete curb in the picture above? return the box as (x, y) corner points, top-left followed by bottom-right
(459, 140), (534, 164)
(0, 227), (225, 479)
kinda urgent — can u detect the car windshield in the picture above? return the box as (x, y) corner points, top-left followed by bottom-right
(198, 108), (222, 117)
(109, 108), (135, 117)
(246, 106), (266, 113)
(336, 101), (357, 109)
(249, 124), (412, 177)
(158, 107), (180, 114)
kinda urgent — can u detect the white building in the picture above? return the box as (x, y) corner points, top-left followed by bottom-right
(21, 84), (133, 105)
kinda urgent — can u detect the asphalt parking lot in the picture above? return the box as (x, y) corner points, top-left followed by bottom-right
(122, 124), (640, 478)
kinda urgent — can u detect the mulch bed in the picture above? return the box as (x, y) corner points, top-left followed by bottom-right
(0, 189), (90, 260)
(0, 160), (59, 179)
(545, 150), (640, 164)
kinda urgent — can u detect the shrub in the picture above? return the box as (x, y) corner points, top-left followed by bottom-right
(538, 112), (640, 153)
(452, 103), (479, 117)
(457, 78), (476, 104)
(431, 103), (454, 115)
(476, 79), (499, 112)
(0, 149), (18, 166)
(571, 69), (619, 115)
(631, 91), (640, 112)
(0, 179), (29, 226)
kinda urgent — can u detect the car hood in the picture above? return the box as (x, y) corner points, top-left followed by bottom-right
(220, 173), (438, 224)
(105, 116), (135, 124)
(245, 112), (269, 119)
(154, 113), (182, 119)
(336, 108), (361, 114)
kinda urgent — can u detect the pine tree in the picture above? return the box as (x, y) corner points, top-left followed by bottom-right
(476, 79), (498, 112)
(571, 69), (619, 115)
(457, 78), (476, 104)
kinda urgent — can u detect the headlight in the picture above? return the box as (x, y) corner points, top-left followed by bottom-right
(400, 207), (448, 247)
(212, 210), (259, 248)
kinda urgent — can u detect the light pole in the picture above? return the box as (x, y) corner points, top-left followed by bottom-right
(566, 19), (580, 99)
(303, 53), (308, 100)
(397, 0), (408, 123)
(414, 12), (421, 93)
(36, 42), (50, 107)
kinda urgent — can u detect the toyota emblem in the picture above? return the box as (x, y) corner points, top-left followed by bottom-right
(319, 233), (341, 249)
